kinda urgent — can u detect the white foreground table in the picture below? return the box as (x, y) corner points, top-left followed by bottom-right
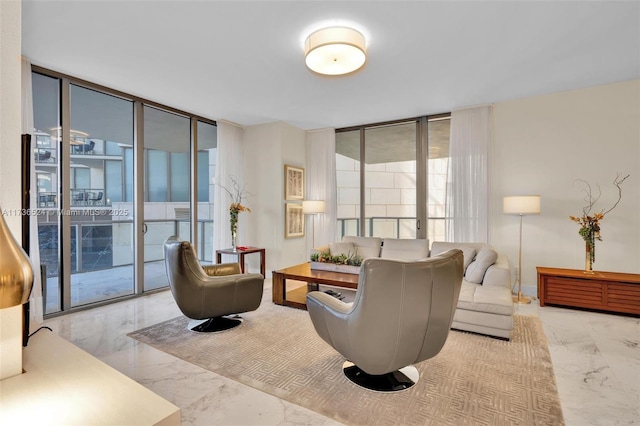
(0, 329), (180, 425)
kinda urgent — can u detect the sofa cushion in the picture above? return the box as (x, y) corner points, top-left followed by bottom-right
(380, 238), (429, 260)
(430, 241), (487, 254)
(329, 242), (357, 257)
(460, 247), (477, 271)
(452, 309), (514, 333)
(465, 247), (498, 284)
(430, 242), (477, 272)
(355, 247), (379, 259)
(456, 281), (514, 316)
(342, 236), (382, 259)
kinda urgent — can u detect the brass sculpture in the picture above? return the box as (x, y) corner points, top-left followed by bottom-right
(0, 209), (33, 308)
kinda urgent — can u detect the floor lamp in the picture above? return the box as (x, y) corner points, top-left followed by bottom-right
(302, 200), (325, 249)
(503, 195), (541, 304)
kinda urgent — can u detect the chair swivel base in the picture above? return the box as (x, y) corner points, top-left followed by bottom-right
(342, 361), (419, 392)
(188, 315), (242, 332)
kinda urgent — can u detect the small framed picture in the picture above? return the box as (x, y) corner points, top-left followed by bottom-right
(285, 203), (304, 238)
(284, 164), (304, 200)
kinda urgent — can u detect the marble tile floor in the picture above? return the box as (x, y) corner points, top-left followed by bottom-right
(43, 281), (639, 426)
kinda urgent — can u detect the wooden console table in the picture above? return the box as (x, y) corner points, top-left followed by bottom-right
(216, 247), (266, 276)
(537, 267), (640, 315)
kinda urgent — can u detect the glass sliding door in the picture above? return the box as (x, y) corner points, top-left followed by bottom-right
(32, 66), (216, 315)
(69, 84), (134, 307)
(32, 72), (61, 314)
(197, 121), (217, 265)
(143, 106), (191, 291)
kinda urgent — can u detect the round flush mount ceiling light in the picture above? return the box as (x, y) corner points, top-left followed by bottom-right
(304, 26), (367, 76)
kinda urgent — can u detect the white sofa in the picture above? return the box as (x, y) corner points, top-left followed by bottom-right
(318, 236), (514, 340)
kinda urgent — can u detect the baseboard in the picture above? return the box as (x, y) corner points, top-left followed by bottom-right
(521, 284), (537, 298)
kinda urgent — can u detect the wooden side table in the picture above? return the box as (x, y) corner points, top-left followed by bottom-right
(216, 247), (266, 277)
(537, 267), (640, 315)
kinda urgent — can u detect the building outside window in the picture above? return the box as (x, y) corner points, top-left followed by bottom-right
(335, 115), (450, 243)
(31, 68), (217, 315)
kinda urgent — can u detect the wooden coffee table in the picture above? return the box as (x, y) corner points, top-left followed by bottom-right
(272, 262), (359, 310)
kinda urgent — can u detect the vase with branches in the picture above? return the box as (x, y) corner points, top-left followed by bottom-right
(569, 173), (629, 272)
(220, 175), (251, 251)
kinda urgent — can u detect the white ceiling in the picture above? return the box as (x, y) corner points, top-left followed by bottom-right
(22, 1), (640, 130)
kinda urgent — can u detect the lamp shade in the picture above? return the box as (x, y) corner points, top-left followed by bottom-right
(503, 195), (541, 215)
(304, 27), (366, 76)
(302, 200), (325, 214)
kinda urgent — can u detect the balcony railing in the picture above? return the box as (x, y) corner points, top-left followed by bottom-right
(37, 192), (58, 208)
(70, 141), (96, 155)
(37, 215), (446, 279)
(38, 218), (214, 278)
(35, 148), (56, 163)
(337, 216), (447, 241)
(70, 189), (106, 206)
(37, 189), (109, 208)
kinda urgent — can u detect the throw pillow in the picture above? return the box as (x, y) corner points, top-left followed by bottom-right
(459, 246), (477, 272)
(430, 242), (476, 272)
(380, 238), (429, 260)
(464, 247), (498, 284)
(354, 246), (381, 259)
(329, 242), (357, 257)
(343, 236), (382, 258)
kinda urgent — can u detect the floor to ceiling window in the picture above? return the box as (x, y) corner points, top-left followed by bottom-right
(31, 67), (216, 316)
(68, 83), (135, 308)
(364, 121), (417, 238)
(335, 129), (361, 237)
(426, 116), (451, 243)
(197, 121), (217, 264)
(335, 115), (450, 242)
(143, 106), (191, 291)
(32, 72), (61, 314)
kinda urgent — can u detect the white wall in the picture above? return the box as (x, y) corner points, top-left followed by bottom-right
(0, 0), (22, 232)
(243, 121), (306, 273)
(242, 81), (640, 288)
(0, 0), (24, 380)
(281, 123), (308, 264)
(491, 79), (640, 295)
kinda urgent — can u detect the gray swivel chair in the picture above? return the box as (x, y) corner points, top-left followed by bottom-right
(164, 236), (264, 332)
(306, 249), (464, 392)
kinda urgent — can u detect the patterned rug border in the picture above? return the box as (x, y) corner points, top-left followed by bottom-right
(129, 302), (564, 426)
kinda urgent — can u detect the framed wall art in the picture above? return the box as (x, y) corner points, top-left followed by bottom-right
(284, 164), (304, 200)
(285, 203), (304, 238)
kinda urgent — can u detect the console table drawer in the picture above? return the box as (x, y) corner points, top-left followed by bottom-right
(608, 284), (640, 313)
(544, 277), (603, 306)
(537, 267), (640, 316)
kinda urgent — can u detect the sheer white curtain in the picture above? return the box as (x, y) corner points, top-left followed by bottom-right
(21, 57), (43, 327)
(445, 105), (492, 243)
(214, 121), (245, 252)
(306, 129), (337, 249)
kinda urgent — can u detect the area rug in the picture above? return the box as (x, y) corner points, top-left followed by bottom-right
(129, 298), (564, 425)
